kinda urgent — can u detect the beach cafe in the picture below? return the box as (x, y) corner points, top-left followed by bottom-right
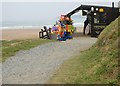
(66, 2), (120, 37)
(39, 2), (120, 40)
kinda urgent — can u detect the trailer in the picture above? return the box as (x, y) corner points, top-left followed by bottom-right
(66, 2), (120, 37)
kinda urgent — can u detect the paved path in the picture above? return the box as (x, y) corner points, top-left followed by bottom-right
(2, 37), (97, 84)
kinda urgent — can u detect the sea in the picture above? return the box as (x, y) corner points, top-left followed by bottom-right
(0, 16), (86, 30)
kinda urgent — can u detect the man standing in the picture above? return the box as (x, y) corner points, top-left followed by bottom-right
(83, 18), (89, 35)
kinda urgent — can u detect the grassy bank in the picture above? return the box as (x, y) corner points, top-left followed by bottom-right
(48, 17), (119, 84)
(1, 39), (54, 62)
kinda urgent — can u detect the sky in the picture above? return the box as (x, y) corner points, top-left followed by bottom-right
(0, 0), (120, 27)
(1, 0), (120, 2)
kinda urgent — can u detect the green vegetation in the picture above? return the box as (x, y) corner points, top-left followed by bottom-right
(48, 16), (119, 84)
(1, 39), (54, 62)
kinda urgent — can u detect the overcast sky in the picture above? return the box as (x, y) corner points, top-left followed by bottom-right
(1, 0), (120, 2)
(1, 0), (120, 26)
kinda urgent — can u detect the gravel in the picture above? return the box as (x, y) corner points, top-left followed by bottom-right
(2, 37), (97, 84)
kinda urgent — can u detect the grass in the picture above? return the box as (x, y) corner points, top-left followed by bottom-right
(48, 16), (119, 84)
(1, 38), (54, 62)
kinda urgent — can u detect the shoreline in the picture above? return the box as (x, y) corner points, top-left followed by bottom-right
(0, 26), (43, 30)
(0, 22), (84, 30)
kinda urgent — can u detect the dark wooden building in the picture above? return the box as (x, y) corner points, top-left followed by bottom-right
(66, 2), (120, 37)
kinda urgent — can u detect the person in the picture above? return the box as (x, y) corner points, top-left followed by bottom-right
(83, 18), (89, 35)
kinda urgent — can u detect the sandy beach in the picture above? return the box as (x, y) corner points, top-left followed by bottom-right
(1, 27), (83, 40)
(1, 29), (41, 40)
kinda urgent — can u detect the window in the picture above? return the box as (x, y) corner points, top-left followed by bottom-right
(94, 12), (107, 24)
(94, 13), (99, 24)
